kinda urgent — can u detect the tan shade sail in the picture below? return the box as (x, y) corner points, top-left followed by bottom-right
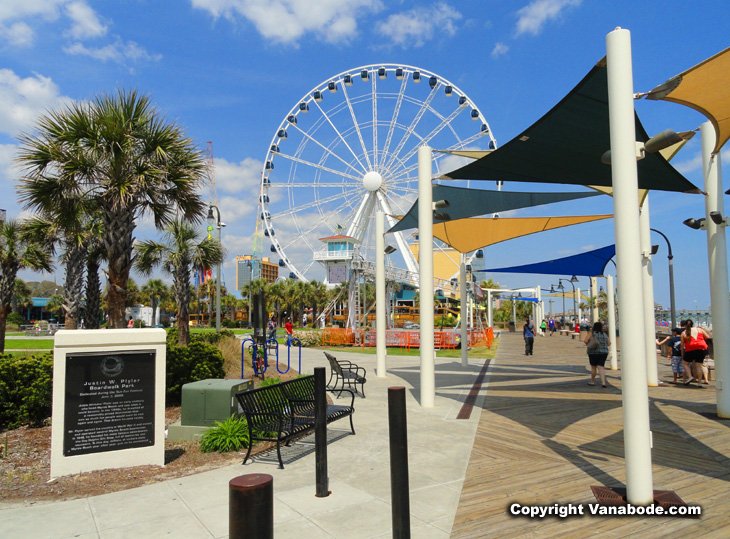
(543, 291), (590, 301)
(409, 244), (461, 281)
(646, 46), (730, 154)
(432, 214), (612, 253)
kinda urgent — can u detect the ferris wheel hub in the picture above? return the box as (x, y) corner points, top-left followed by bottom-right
(362, 170), (383, 192)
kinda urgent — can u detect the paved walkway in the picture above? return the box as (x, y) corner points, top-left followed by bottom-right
(1, 346), (491, 538)
(452, 331), (730, 537)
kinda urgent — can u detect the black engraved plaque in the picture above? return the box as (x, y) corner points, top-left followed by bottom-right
(63, 350), (156, 456)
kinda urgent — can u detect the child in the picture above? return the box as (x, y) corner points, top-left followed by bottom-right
(657, 328), (686, 384)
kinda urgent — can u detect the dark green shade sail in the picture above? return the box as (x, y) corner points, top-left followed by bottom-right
(387, 185), (602, 233)
(442, 61), (700, 194)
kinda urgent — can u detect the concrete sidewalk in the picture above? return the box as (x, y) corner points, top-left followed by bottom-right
(1, 345), (494, 538)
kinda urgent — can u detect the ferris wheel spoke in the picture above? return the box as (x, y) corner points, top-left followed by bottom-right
(269, 182), (363, 188)
(312, 99), (369, 172)
(381, 75), (409, 166)
(285, 122), (366, 178)
(371, 74), (378, 169)
(339, 83), (373, 170)
(272, 187), (361, 219)
(393, 104), (468, 168)
(381, 85), (439, 172)
(275, 152), (362, 181)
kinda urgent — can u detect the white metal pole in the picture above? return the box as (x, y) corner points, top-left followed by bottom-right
(606, 27), (654, 505)
(460, 254), (468, 367)
(487, 290), (493, 328)
(607, 274), (618, 370)
(576, 287), (581, 325)
(536, 285), (543, 335)
(591, 276), (599, 324)
(640, 195), (659, 386)
(701, 121), (730, 417)
(418, 145), (435, 408)
(376, 211), (387, 378)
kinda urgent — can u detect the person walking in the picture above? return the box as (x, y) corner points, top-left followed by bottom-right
(584, 321), (610, 387)
(523, 318), (535, 355)
(548, 317), (556, 336)
(682, 320), (710, 387)
(284, 317), (294, 344)
(657, 328), (687, 384)
(540, 319), (547, 336)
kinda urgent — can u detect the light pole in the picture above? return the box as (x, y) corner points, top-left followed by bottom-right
(559, 276), (579, 321)
(207, 205), (225, 332)
(551, 284), (566, 325)
(650, 228), (676, 329)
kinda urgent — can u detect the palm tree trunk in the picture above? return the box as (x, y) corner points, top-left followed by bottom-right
(63, 244), (87, 330)
(175, 267), (191, 346)
(85, 258), (101, 329)
(103, 209), (135, 328)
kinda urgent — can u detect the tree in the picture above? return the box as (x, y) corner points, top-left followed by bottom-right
(0, 220), (53, 352)
(310, 280), (328, 327)
(17, 88), (207, 328)
(134, 219), (223, 346)
(12, 278), (32, 319)
(141, 279), (169, 326)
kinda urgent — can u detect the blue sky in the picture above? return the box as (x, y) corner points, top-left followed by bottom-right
(0, 0), (728, 313)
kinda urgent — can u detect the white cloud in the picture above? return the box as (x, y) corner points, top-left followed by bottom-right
(191, 0), (383, 45)
(0, 0), (64, 23)
(515, 0), (582, 36)
(214, 156), (263, 194)
(64, 1), (107, 40)
(491, 42), (509, 58)
(1, 21), (34, 46)
(0, 69), (73, 136)
(0, 143), (19, 184)
(375, 3), (461, 48)
(64, 39), (162, 64)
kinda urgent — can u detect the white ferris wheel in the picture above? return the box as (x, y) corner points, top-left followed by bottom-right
(258, 63), (497, 284)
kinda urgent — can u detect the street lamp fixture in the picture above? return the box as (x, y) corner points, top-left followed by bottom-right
(558, 276), (579, 320)
(206, 204), (224, 332)
(384, 245), (397, 255)
(683, 217), (706, 230)
(650, 228), (677, 329)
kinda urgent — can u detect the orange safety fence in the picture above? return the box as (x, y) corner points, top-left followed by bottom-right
(322, 327), (476, 350)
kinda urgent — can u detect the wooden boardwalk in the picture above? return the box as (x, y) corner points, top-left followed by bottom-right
(452, 331), (730, 538)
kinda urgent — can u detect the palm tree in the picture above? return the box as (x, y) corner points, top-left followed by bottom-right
(134, 219), (223, 346)
(141, 279), (169, 326)
(22, 214), (87, 329)
(12, 278), (33, 320)
(0, 220), (53, 352)
(310, 280), (328, 327)
(17, 88), (207, 329)
(84, 221), (105, 329)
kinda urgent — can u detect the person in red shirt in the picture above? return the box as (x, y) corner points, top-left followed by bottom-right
(285, 318), (294, 344)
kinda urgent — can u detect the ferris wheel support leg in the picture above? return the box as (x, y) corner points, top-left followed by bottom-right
(418, 145), (435, 408)
(376, 211), (387, 377)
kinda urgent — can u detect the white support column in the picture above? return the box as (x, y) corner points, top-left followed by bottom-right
(460, 254), (468, 367)
(701, 121), (730, 417)
(591, 276), (599, 324)
(418, 145), (435, 408)
(607, 27), (653, 505)
(607, 274), (618, 370)
(536, 285), (543, 335)
(376, 211), (387, 378)
(576, 288), (581, 325)
(487, 290), (494, 328)
(640, 195), (659, 386)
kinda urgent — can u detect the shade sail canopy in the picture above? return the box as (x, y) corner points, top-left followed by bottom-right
(477, 244), (616, 278)
(646, 46), (730, 155)
(434, 214), (612, 253)
(443, 61), (700, 193)
(388, 184), (602, 233)
(543, 291), (590, 301)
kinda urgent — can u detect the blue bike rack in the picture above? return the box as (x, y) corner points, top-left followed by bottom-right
(241, 337), (269, 378)
(276, 338), (302, 374)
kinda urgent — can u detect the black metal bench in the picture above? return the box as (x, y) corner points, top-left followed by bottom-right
(236, 375), (355, 469)
(323, 351), (367, 397)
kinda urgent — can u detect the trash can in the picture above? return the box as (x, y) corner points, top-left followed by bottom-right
(508, 321), (516, 332)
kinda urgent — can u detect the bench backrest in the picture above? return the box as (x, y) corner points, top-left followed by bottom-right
(236, 384), (291, 430)
(279, 376), (316, 414)
(323, 351), (344, 376)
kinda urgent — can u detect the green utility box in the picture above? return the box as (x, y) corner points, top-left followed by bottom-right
(181, 378), (253, 427)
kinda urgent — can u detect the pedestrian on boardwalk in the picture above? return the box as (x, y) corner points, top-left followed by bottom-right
(285, 317), (293, 344)
(657, 328), (686, 384)
(584, 321), (610, 387)
(682, 320), (710, 387)
(540, 319), (547, 336)
(523, 318), (535, 355)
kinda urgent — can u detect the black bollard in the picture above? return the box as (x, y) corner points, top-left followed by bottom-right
(229, 473), (273, 539)
(314, 366), (329, 497)
(389, 386), (411, 538)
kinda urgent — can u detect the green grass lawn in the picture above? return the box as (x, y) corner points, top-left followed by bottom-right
(1, 349), (51, 357)
(3, 339), (55, 350)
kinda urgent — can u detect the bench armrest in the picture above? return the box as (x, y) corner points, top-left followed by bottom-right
(327, 387), (356, 407)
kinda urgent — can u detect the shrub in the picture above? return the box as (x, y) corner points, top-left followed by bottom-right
(292, 330), (321, 347)
(193, 329), (235, 345)
(7, 312), (24, 326)
(222, 319), (237, 329)
(166, 341), (225, 405)
(258, 376), (281, 387)
(199, 415), (251, 453)
(0, 353), (53, 429)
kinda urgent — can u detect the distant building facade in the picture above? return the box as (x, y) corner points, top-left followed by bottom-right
(235, 255), (279, 289)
